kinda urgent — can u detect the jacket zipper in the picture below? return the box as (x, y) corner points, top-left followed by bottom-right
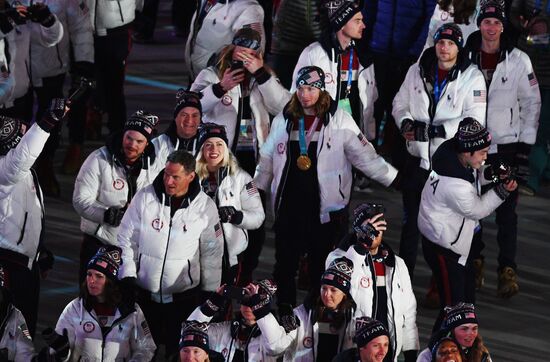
(158, 204), (173, 303)
(117, 0), (124, 22)
(389, 265), (397, 358)
(338, 174), (345, 199)
(450, 218), (465, 246)
(187, 260), (193, 285)
(136, 254), (142, 274)
(274, 121), (293, 217)
(422, 75), (435, 170)
(510, 108), (513, 125)
(17, 212), (28, 245)
(55, 45), (63, 69)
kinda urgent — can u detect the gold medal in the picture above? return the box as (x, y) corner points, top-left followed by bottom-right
(297, 155), (312, 171)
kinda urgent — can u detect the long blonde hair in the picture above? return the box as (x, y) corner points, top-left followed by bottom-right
(195, 141), (239, 180)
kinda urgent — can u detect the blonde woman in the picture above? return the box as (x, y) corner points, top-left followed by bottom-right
(195, 123), (264, 284)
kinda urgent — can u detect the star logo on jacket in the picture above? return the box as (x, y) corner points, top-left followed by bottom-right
(303, 337), (313, 348)
(113, 179), (125, 190)
(83, 321), (95, 333)
(152, 218), (164, 231)
(360, 276), (371, 288)
(277, 142), (286, 154)
(222, 94), (232, 106)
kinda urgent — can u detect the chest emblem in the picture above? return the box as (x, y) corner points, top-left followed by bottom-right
(152, 218), (164, 231)
(113, 179), (125, 190)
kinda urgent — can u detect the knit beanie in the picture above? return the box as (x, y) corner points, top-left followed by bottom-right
(87, 246), (122, 281)
(324, 0), (361, 32)
(477, 1), (506, 26)
(124, 110), (159, 141)
(296, 66), (325, 90)
(353, 317), (390, 348)
(442, 302), (479, 331)
(232, 26), (262, 50)
(321, 257), (353, 295)
(433, 23), (464, 48)
(431, 336), (462, 360)
(455, 117), (492, 152)
(174, 89), (202, 119)
(197, 123), (229, 151)
(0, 116), (26, 156)
(180, 321), (210, 352)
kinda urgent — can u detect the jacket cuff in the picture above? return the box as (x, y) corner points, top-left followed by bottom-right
(253, 67), (271, 85)
(212, 83), (225, 98)
(494, 183), (510, 200)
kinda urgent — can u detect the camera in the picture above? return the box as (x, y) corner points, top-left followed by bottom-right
(486, 160), (515, 184)
(223, 285), (246, 301)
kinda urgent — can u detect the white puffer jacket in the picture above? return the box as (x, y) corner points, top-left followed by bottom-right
(152, 131), (199, 165)
(2, 1), (63, 106)
(393, 48), (487, 170)
(187, 306), (278, 361)
(191, 67), (290, 150)
(86, 0), (142, 36)
(0, 123), (49, 269)
(73, 137), (164, 245)
(185, 0), (265, 79)
(200, 167), (264, 266)
(465, 31), (541, 151)
(55, 298), (156, 361)
(254, 102), (397, 224)
(292, 40), (378, 140)
(31, 0), (94, 86)
(0, 304), (36, 361)
(256, 306), (355, 362)
(418, 140), (504, 265)
(118, 172), (224, 297)
(326, 243), (419, 361)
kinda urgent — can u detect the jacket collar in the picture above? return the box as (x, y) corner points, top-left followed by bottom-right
(432, 139), (475, 183)
(465, 30), (514, 65)
(163, 122), (199, 151)
(152, 169), (201, 207)
(105, 132), (157, 170)
(319, 31), (374, 68)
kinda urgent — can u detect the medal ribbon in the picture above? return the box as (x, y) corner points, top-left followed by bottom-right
(345, 48), (354, 96)
(298, 117), (320, 155)
(434, 67), (448, 104)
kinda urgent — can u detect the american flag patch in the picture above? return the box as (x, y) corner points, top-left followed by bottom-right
(324, 274), (335, 280)
(141, 320), (150, 335)
(473, 90), (486, 103)
(19, 324), (31, 340)
(248, 22), (263, 34)
(96, 260), (108, 268)
(528, 72), (538, 86)
(144, 126), (152, 134)
(245, 181), (258, 196)
(214, 223), (222, 238)
(357, 133), (368, 146)
(442, 28), (453, 35)
(465, 312), (476, 319)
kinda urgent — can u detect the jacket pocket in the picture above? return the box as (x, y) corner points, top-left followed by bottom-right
(17, 212), (28, 245)
(187, 260), (194, 285)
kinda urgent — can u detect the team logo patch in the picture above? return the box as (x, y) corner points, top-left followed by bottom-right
(222, 95), (232, 106)
(440, 11), (449, 21)
(303, 337), (313, 348)
(83, 321), (95, 333)
(222, 348), (229, 357)
(152, 218), (164, 231)
(277, 142), (286, 154)
(113, 179), (125, 190)
(325, 72), (335, 84)
(360, 276), (371, 288)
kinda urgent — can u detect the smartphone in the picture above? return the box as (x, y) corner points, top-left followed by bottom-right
(230, 60), (244, 71)
(223, 285), (246, 301)
(370, 204), (386, 221)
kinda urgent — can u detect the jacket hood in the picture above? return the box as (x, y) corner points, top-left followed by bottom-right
(319, 31), (374, 68)
(105, 131), (157, 169)
(465, 30), (515, 57)
(152, 169), (201, 207)
(419, 46), (472, 82)
(432, 139), (475, 183)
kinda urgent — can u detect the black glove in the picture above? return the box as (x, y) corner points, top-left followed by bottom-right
(27, 3), (55, 27)
(412, 120), (428, 142)
(428, 124), (446, 139)
(37, 98), (68, 132)
(400, 118), (414, 135)
(72, 61), (95, 79)
(242, 293), (271, 320)
(0, 12), (14, 34)
(354, 222), (379, 249)
(42, 328), (70, 359)
(119, 277), (137, 306)
(4, 6), (27, 26)
(199, 292), (226, 317)
(484, 160), (513, 184)
(494, 182), (511, 200)
(37, 247), (55, 273)
(0, 348), (8, 362)
(103, 206), (127, 226)
(218, 206), (243, 224)
(280, 313), (300, 333)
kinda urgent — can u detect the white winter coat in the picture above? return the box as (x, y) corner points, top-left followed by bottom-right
(201, 167), (264, 266)
(118, 173), (224, 298)
(191, 66), (290, 149)
(256, 306), (355, 362)
(254, 103), (397, 224)
(326, 244), (419, 361)
(187, 306), (278, 361)
(0, 305), (36, 361)
(55, 298), (156, 361)
(86, 0), (142, 36)
(292, 41), (379, 140)
(31, 0), (94, 86)
(393, 49), (487, 170)
(2, 1), (63, 107)
(0, 124), (49, 269)
(418, 140), (504, 265)
(465, 32), (541, 151)
(73, 140), (164, 245)
(185, 0), (265, 79)
(152, 133), (199, 165)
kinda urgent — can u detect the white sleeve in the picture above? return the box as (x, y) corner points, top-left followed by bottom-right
(13, 309), (37, 362)
(72, 152), (109, 223)
(117, 191), (145, 279)
(516, 53), (541, 144)
(66, 0), (94, 63)
(199, 200), (224, 291)
(190, 68), (222, 112)
(129, 305), (157, 361)
(237, 174), (265, 230)
(256, 312), (298, 356)
(30, 15), (63, 47)
(392, 66), (416, 128)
